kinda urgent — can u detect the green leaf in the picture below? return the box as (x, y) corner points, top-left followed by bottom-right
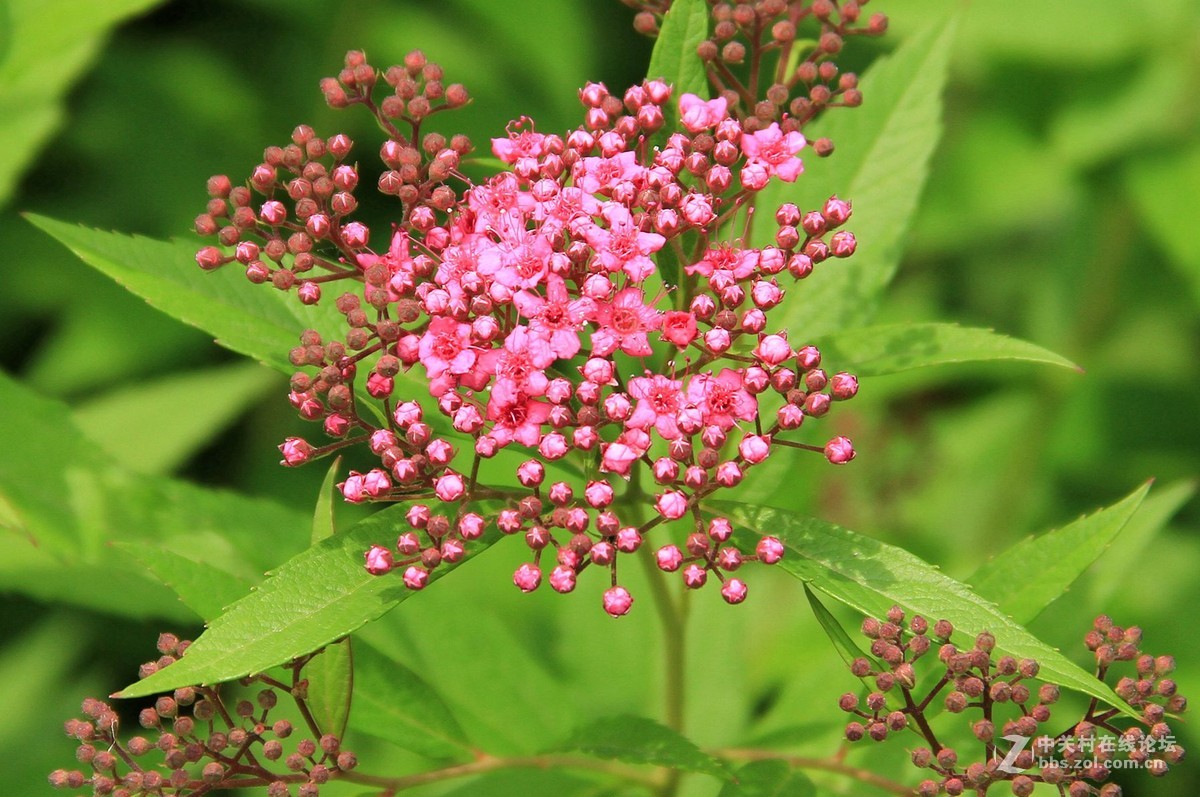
(756, 13), (958, 336)
(439, 770), (615, 797)
(349, 640), (474, 760)
(813, 323), (1081, 376)
(115, 501), (501, 698)
(312, 458), (342, 544)
(0, 0), (166, 205)
(1088, 481), (1196, 605)
(968, 483), (1150, 624)
(116, 542), (251, 621)
(305, 640), (354, 742)
(803, 585), (875, 671)
(718, 760), (815, 797)
(73, 363), (278, 475)
(554, 715), (732, 781)
(646, 0), (710, 98)
(1124, 143), (1200, 305)
(714, 500), (1138, 719)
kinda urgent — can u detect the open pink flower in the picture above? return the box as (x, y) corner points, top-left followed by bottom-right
(491, 326), (555, 405)
(419, 317), (476, 381)
(740, 123), (806, 182)
(513, 275), (592, 359)
(600, 428), (651, 477)
(626, 374), (685, 440)
(487, 392), (552, 448)
(584, 203), (665, 281)
(679, 93), (729, 132)
(686, 369), (758, 431)
(590, 288), (662, 357)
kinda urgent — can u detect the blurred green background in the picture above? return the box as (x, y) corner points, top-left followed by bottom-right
(1, 1), (1197, 794)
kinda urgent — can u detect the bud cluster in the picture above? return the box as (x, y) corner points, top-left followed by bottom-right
(193, 47), (867, 616)
(51, 635), (357, 797)
(839, 608), (1187, 795)
(627, 0), (888, 154)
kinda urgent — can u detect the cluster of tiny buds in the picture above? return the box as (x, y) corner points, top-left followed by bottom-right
(837, 608), (1186, 795)
(627, 0), (887, 151)
(52, 635), (357, 797)
(194, 41), (868, 616)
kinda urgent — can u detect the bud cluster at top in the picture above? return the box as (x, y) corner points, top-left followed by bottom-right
(192, 30), (875, 616)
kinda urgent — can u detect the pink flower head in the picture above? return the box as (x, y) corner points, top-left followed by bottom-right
(435, 472), (466, 501)
(683, 564), (708, 589)
(753, 334), (792, 366)
(740, 123), (806, 182)
(584, 203), (665, 281)
(513, 275), (591, 359)
(590, 288), (663, 357)
(549, 565), (577, 593)
(679, 93), (729, 132)
(364, 545), (393, 575)
(627, 374), (685, 440)
(738, 434), (772, 465)
(603, 585), (634, 617)
(491, 326), (554, 405)
(655, 490), (689, 520)
(825, 436), (856, 464)
(756, 537), (785, 564)
(660, 311), (698, 347)
(584, 480), (615, 508)
(403, 566), (429, 591)
(600, 428), (651, 477)
(687, 245), (759, 280)
(279, 437), (313, 466)
(656, 545), (683, 572)
(418, 317), (477, 385)
(513, 563), (542, 592)
(491, 117), (549, 165)
(686, 368), (758, 431)
(339, 472), (367, 503)
(459, 513), (486, 539)
(721, 578), (748, 604)
(484, 387), (550, 446)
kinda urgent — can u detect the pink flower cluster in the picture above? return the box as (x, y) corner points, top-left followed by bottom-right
(197, 55), (859, 616)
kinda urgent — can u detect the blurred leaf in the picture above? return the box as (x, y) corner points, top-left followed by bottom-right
(116, 501), (501, 698)
(1125, 143), (1200, 304)
(0, 369), (308, 617)
(758, 13), (957, 336)
(73, 362), (277, 475)
(714, 500), (1138, 719)
(1049, 56), (1192, 170)
(439, 769), (620, 797)
(1089, 481), (1197, 606)
(0, 0), (165, 205)
(115, 542), (251, 621)
(968, 483), (1149, 624)
(647, 0), (710, 98)
(554, 714), (732, 780)
(0, 613), (93, 747)
(349, 640), (473, 760)
(813, 323), (1080, 376)
(718, 760), (815, 797)
(803, 585), (875, 671)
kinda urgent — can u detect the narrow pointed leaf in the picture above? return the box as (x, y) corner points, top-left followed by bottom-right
(554, 714), (733, 780)
(1089, 481), (1196, 605)
(968, 483), (1149, 624)
(115, 543), (251, 622)
(312, 458), (342, 544)
(713, 500), (1137, 719)
(349, 641), (474, 760)
(116, 501), (501, 698)
(718, 760), (815, 797)
(803, 585), (876, 671)
(646, 0), (710, 98)
(755, 14), (958, 336)
(813, 323), (1081, 376)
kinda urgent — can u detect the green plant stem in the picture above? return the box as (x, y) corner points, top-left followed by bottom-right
(714, 747), (912, 795)
(627, 467), (689, 797)
(342, 753), (658, 793)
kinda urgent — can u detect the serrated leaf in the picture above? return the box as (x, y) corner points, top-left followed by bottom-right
(0, 0), (166, 205)
(349, 640), (474, 760)
(755, 14), (958, 336)
(646, 0), (710, 98)
(812, 323), (1081, 376)
(73, 362), (277, 475)
(116, 542), (251, 621)
(968, 483), (1150, 624)
(718, 760), (815, 797)
(115, 501), (501, 698)
(305, 639), (353, 742)
(554, 715), (732, 780)
(713, 500), (1138, 719)
(803, 585), (875, 671)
